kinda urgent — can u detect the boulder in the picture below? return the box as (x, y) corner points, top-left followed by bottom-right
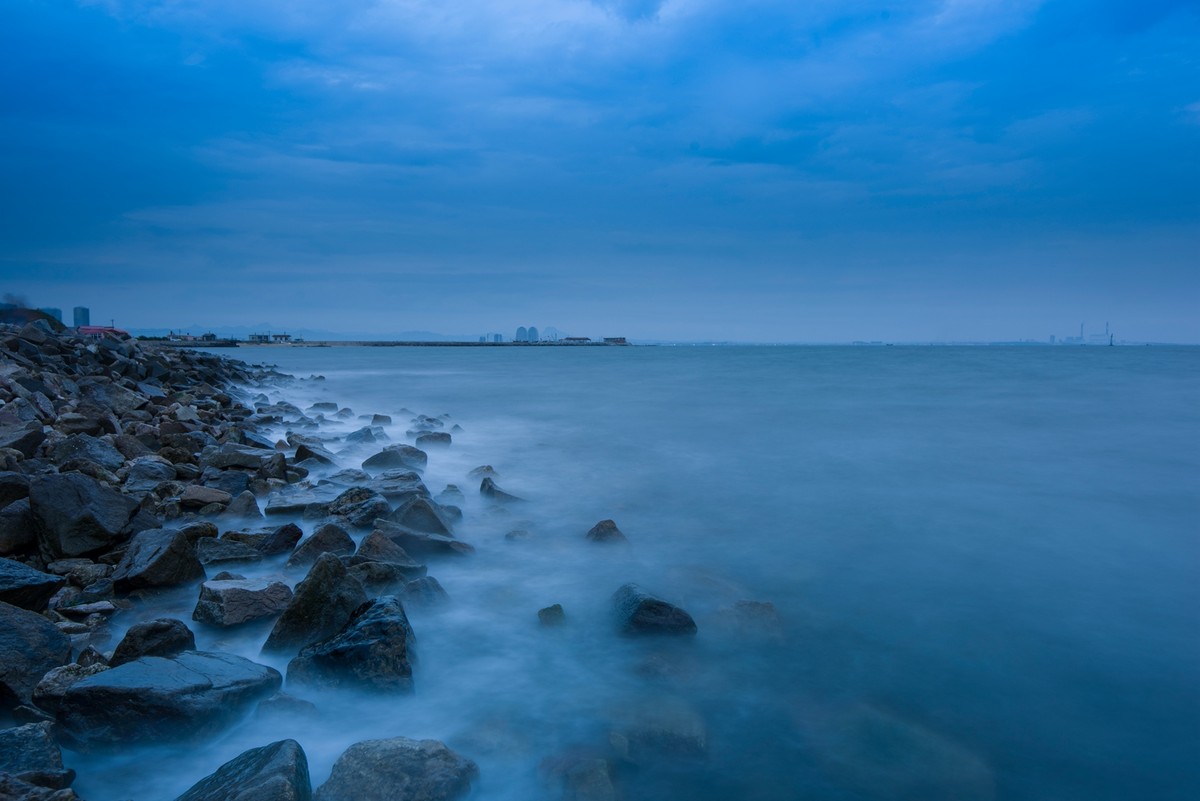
(611, 584), (697, 636)
(286, 595), (417, 693)
(0, 498), (35, 555)
(31, 664), (109, 715)
(313, 737), (477, 801)
(0, 423), (45, 459)
(180, 486), (233, 509)
(193, 578), (293, 627)
(174, 739), (311, 801)
(262, 554), (367, 656)
(109, 618), (196, 667)
(29, 473), (139, 560)
(200, 444), (275, 471)
(111, 528), (205, 592)
(584, 520), (627, 544)
(538, 604), (565, 627)
(122, 455), (177, 493)
(361, 445), (427, 473)
(479, 477), (522, 503)
(196, 538), (262, 567)
(0, 558), (65, 611)
(258, 523), (304, 556)
(387, 497), (453, 536)
(222, 491), (263, 519)
(293, 441), (336, 466)
(403, 577), (449, 606)
(327, 487), (390, 530)
(353, 530), (419, 566)
(0, 773), (80, 800)
(0, 721), (74, 790)
(287, 523), (355, 568)
(54, 651), (282, 751)
(373, 520), (473, 558)
(414, 432), (451, 448)
(50, 435), (125, 473)
(0, 471), (31, 508)
(0, 601), (71, 710)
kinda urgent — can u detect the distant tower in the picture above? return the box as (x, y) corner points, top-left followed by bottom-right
(515, 326), (527, 342)
(528, 326), (539, 343)
(493, 333), (502, 343)
(74, 306), (90, 327)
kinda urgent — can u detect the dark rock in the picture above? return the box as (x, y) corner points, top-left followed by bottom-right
(0, 423), (45, 459)
(287, 595), (417, 693)
(415, 432), (451, 448)
(0, 773), (80, 799)
(178, 521), (219, 545)
(111, 528), (205, 592)
(327, 487), (390, 530)
(29, 473), (139, 560)
(611, 584), (697, 636)
(293, 441), (337, 466)
(180, 485), (233, 509)
(538, 604), (565, 626)
(50, 435), (124, 473)
(372, 520), (474, 558)
(313, 737), (477, 801)
(173, 739), (311, 801)
(287, 523), (355, 568)
(54, 650), (282, 751)
(361, 445), (427, 473)
(31, 664), (109, 715)
(203, 469), (252, 498)
(585, 519), (627, 544)
(467, 465), (496, 479)
(403, 577), (449, 606)
(370, 414), (392, 425)
(258, 523), (303, 556)
(122, 455), (176, 493)
(196, 538), (262, 566)
(200, 444), (275, 471)
(222, 490), (263, 518)
(0, 498), (35, 555)
(0, 721), (74, 790)
(479, 476), (522, 503)
(109, 618), (196, 667)
(344, 427), (379, 445)
(353, 530), (419, 566)
(75, 646), (108, 668)
(0, 558), (65, 611)
(347, 560), (427, 594)
(0, 601), (71, 710)
(387, 497), (453, 536)
(262, 554), (367, 656)
(193, 578), (293, 627)
(0, 471), (31, 508)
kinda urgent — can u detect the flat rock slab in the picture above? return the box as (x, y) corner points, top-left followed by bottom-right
(0, 601), (71, 710)
(174, 739), (311, 801)
(0, 558), (66, 611)
(314, 737), (477, 801)
(193, 578), (293, 627)
(55, 651), (282, 751)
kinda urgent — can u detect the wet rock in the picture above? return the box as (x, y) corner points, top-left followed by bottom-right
(327, 487), (390, 530)
(258, 523), (304, 556)
(467, 465), (496, 479)
(415, 432), (451, 448)
(29, 473), (140, 560)
(200, 444), (276, 471)
(109, 618), (196, 667)
(479, 476), (522, 503)
(313, 737), (477, 801)
(111, 528), (205, 592)
(123, 455), (177, 493)
(75, 646), (108, 668)
(0, 721), (74, 790)
(435, 485), (464, 505)
(0, 423), (45, 459)
(50, 435), (125, 473)
(353, 530), (419, 566)
(0, 471), (31, 508)
(402, 576), (448, 606)
(347, 561), (427, 594)
(361, 445), (427, 473)
(178, 521), (218, 544)
(0, 498), (35, 555)
(373, 520), (474, 558)
(262, 554), (367, 656)
(180, 485), (233, 509)
(387, 496), (453, 536)
(173, 738), (311, 801)
(287, 595), (417, 693)
(193, 577), (294, 627)
(611, 584), (697, 636)
(0, 558), (65, 611)
(54, 650), (282, 751)
(293, 441), (337, 466)
(222, 490), (263, 518)
(538, 604), (565, 626)
(585, 519), (627, 544)
(0, 773), (79, 800)
(196, 538), (262, 566)
(287, 523), (355, 568)
(31, 664), (109, 715)
(0, 601), (71, 710)
(608, 697), (708, 763)
(370, 414), (392, 425)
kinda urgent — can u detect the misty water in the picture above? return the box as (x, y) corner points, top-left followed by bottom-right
(72, 345), (1199, 801)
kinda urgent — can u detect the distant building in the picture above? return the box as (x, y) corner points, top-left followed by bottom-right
(515, 326), (528, 342)
(563, 337), (591, 343)
(493, 334), (502, 343)
(271, 333), (292, 343)
(200, 333), (218, 342)
(73, 306), (90, 327)
(248, 333), (270, 343)
(603, 337), (627, 345)
(528, 326), (539, 343)
(38, 307), (63, 323)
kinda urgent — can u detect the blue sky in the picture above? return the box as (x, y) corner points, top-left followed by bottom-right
(1, 0), (1197, 341)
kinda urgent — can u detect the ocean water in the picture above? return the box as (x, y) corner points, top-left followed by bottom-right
(72, 345), (1200, 801)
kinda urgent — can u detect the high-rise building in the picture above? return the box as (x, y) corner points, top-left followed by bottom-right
(515, 326), (527, 342)
(39, 307), (63, 323)
(493, 334), (502, 343)
(73, 306), (90, 327)
(527, 326), (539, 343)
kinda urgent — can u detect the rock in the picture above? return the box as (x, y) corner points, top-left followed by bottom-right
(54, 651), (282, 751)
(178, 521), (219, 545)
(538, 604), (565, 626)
(0, 558), (66, 611)
(346, 561), (427, 595)
(287, 523), (355, 568)
(540, 754), (619, 801)
(327, 487), (390, 530)
(29, 473), (140, 560)
(0, 774), (80, 799)
(123, 455), (177, 493)
(262, 554), (367, 656)
(199, 444), (276, 471)
(611, 584), (697, 636)
(203, 469), (251, 498)
(111, 528), (204, 592)
(109, 618), (196, 667)
(287, 595), (417, 693)
(31, 663), (109, 715)
(180, 485), (233, 509)
(0, 423), (45, 459)
(75, 646), (108, 668)
(713, 600), (784, 641)
(55, 601), (116, 620)
(387, 497), (453, 536)
(415, 432), (451, 448)
(361, 445), (427, 473)
(173, 739), (311, 801)
(608, 697), (708, 763)
(50, 435), (125, 473)
(353, 530), (419, 566)
(196, 537), (262, 566)
(0, 721), (74, 790)
(313, 737), (477, 801)
(258, 523), (303, 556)
(402, 576), (449, 606)
(370, 414), (392, 425)
(435, 485), (464, 505)
(222, 490), (263, 518)
(0, 498), (35, 555)
(479, 476), (522, 503)
(467, 465), (496, 479)
(254, 693), (318, 724)
(585, 520), (627, 544)
(193, 577), (293, 627)
(0, 601), (70, 711)
(0, 471), (31, 508)
(372, 520), (474, 558)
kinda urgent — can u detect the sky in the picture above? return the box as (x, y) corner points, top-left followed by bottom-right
(1, 0), (1197, 342)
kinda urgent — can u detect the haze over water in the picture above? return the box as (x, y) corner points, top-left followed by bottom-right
(72, 344), (1200, 801)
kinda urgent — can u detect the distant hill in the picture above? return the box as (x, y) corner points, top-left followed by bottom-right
(0, 306), (67, 332)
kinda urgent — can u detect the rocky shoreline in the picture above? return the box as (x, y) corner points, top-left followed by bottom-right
(0, 321), (715, 801)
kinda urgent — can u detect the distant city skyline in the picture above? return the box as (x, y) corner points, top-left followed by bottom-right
(2, 2), (1197, 342)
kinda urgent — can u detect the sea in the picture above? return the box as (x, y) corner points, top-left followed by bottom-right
(71, 344), (1200, 801)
